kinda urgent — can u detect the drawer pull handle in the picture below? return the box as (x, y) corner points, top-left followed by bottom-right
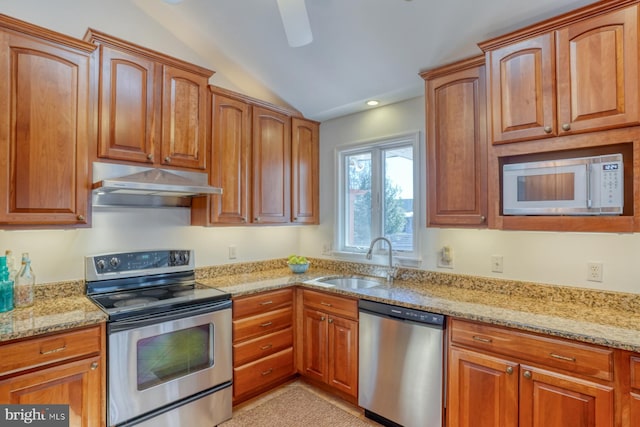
(260, 321), (273, 327)
(40, 345), (67, 355)
(259, 301), (273, 306)
(260, 344), (273, 350)
(320, 302), (333, 307)
(472, 335), (492, 344)
(261, 368), (273, 376)
(550, 353), (576, 362)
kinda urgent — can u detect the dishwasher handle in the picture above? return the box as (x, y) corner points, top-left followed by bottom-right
(358, 299), (445, 327)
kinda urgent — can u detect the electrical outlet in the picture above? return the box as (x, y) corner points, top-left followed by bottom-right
(228, 245), (237, 260)
(437, 246), (453, 269)
(491, 255), (503, 273)
(587, 262), (603, 282)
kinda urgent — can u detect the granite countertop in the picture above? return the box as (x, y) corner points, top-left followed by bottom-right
(2, 259), (639, 354)
(0, 294), (107, 343)
(198, 264), (640, 353)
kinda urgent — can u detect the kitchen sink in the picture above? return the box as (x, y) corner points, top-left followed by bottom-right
(307, 275), (384, 289)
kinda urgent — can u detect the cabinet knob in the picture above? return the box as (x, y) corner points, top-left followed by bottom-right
(523, 370), (532, 379)
(164, 156), (171, 163)
(293, 217), (298, 221)
(90, 362), (99, 370)
(320, 316), (326, 321)
(506, 366), (514, 375)
(543, 126), (552, 134)
(255, 217), (260, 222)
(242, 217), (247, 223)
(77, 215), (85, 221)
(480, 216), (486, 223)
(328, 318), (334, 324)
(562, 123), (571, 131)
(147, 153), (153, 160)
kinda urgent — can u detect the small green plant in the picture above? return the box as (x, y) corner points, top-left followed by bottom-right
(287, 254), (309, 265)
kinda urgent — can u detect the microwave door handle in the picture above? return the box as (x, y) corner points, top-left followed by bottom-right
(586, 164), (593, 209)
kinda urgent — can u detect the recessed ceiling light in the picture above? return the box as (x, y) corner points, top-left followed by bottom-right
(366, 100), (380, 106)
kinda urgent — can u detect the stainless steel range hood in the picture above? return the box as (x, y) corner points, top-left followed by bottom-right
(92, 162), (222, 208)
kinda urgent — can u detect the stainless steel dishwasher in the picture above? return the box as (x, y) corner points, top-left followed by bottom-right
(358, 299), (445, 427)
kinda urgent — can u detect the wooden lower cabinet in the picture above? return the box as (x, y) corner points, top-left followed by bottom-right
(447, 319), (614, 427)
(0, 324), (105, 427)
(301, 290), (358, 401)
(232, 289), (295, 403)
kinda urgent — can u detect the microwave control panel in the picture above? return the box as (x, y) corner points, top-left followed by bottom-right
(599, 161), (623, 208)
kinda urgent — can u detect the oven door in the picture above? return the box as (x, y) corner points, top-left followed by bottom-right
(503, 161), (589, 215)
(107, 303), (232, 426)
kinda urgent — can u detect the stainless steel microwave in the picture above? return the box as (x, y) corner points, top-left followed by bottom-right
(503, 154), (623, 216)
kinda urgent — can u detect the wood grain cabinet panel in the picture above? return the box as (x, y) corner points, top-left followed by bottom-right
(422, 56), (488, 227)
(448, 319), (615, 427)
(301, 290), (358, 400)
(86, 29), (212, 171)
(0, 16), (94, 226)
(0, 325), (105, 427)
(483, 3), (639, 144)
(232, 289), (295, 404)
(252, 106), (291, 224)
(291, 118), (319, 224)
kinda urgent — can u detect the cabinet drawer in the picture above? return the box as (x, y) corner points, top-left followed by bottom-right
(631, 356), (640, 389)
(233, 347), (294, 398)
(233, 288), (293, 319)
(302, 289), (358, 320)
(233, 307), (292, 342)
(450, 319), (613, 381)
(233, 327), (293, 366)
(0, 326), (102, 376)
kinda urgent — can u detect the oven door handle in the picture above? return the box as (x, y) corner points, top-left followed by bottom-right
(108, 300), (231, 333)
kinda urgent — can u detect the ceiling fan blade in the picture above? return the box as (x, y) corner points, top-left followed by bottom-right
(276, 0), (313, 47)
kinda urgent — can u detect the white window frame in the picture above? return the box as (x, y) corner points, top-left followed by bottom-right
(334, 131), (421, 265)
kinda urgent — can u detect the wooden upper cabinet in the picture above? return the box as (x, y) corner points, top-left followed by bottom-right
(252, 106), (291, 224)
(556, 5), (639, 135)
(482, 2), (640, 145)
(291, 118), (319, 224)
(94, 44), (157, 163)
(85, 29), (213, 171)
(486, 34), (556, 144)
(160, 65), (208, 170)
(206, 91), (251, 225)
(422, 56), (488, 227)
(0, 15), (95, 226)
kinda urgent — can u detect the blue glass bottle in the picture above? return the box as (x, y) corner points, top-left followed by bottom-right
(0, 256), (14, 312)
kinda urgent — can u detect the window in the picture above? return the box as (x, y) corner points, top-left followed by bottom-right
(336, 133), (419, 260)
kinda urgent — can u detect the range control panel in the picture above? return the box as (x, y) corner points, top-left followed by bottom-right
(86, 249), (193, 280)
(359, 299), (445, 326)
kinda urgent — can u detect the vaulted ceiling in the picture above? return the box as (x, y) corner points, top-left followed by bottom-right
(104, 1), (602, 121)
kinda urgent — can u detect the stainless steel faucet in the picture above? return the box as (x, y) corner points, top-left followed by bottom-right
(366, 237), (396, 283)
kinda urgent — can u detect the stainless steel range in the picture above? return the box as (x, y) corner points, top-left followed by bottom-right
(86, 249), (232, 427)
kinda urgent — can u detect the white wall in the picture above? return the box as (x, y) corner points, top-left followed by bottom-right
(300, 96), (640, 295)
(0, 0), (301, 283)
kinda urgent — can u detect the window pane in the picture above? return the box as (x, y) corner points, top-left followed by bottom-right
(384, 146), (413, 252)
(345, 152), (371, 248)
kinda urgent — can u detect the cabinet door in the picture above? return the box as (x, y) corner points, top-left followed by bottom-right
(96, 44), (157, 164)
(426, 60), (487, 226)
(291, 118), (319, 224)
(447, 346), (519, 427)
(556, 5), (639, 135)
(0, 356), (102, 427)
(0, 32), (91, 225)
(327, 315), (357, 398)
(488, 33), (556, 143)
(209, 93), (251, 224)
(161, 65), (208, 170)
(252, 106), (291, 223)
(302, 308), (327, 383)
(519, 365), (614, 427)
